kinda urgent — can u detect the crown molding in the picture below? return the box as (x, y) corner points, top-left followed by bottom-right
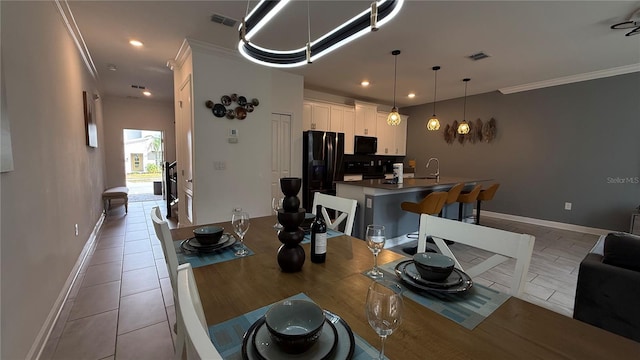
(54, 0), (98, 80)
(499, 63), (640, 94)
(170, 38), (244, 71)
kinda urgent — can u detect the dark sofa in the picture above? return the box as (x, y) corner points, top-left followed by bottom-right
(573, 232), (640, 342)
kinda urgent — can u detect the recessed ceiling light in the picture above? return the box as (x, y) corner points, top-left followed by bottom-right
(408, 93), (416, 98)
(142, 91), (151, 96)
(361, 80), (370, 87)
(107, 64), (117, 71)
(129, 39), (143, 47)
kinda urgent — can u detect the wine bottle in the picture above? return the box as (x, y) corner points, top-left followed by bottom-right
(311, 204), (327, 263)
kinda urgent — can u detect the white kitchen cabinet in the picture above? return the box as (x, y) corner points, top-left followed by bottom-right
(354, 101), (377, 136)
(375, 112), (408, 155)
(330, 105), (355, 154)
(303, 100), (330, 131)
(376, 112), (394, 155)
(395, 114), (408, 155)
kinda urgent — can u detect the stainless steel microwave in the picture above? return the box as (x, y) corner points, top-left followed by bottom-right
(354, 136), (377, 154)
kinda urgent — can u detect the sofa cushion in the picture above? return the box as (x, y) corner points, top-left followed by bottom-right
(603, 232), (640, 272)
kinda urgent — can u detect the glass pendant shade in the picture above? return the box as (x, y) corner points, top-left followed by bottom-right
(427, 116), (440, 131)
(457, 120), (470, 134)
(457, 78), (471, 134)
(387, 50), (401, 126)
(387, 107), (401, 125)
(427, 66), (441, 131)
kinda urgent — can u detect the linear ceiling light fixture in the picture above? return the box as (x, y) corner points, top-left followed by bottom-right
(611, 8), (640, 36)
(387, 50), (401, 126)
(238, 0), (404, 68)
(457, 78), (471, 135)
(426, 66), (441, 131)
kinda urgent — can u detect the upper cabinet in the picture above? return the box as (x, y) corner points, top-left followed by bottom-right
(303, 100), (406, 155)
(330, 105), (355, 154)
(303, 100), (330, 131)
(354, 101), (377, 136)
(304, 100), (356, 154)
(375, 112), (408, 155)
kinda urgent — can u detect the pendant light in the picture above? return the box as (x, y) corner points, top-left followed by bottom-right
(387, 50), (401, 126)
(426, 66), (441, 131)
(457, 78), (471, 135)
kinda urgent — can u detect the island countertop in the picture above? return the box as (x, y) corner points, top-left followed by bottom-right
(336, 176), (493, 238)
(336, 176), (492, 194)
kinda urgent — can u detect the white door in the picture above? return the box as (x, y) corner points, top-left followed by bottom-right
(271, 113), (291, 199)
(178, 75), (194, 225)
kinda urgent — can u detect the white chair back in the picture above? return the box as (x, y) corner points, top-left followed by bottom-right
(417, 214), (535, 296)
(150, 206), (184, 360)
(151, 206), (179, 291)
(177, 263), (223, 360)
(311, 193), (358, 236)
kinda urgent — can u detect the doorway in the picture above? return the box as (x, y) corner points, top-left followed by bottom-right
(123, 129), (164, 202)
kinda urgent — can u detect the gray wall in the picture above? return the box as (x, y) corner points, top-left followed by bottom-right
(403, 73), (640, 231)
(1, 2), (105, 358)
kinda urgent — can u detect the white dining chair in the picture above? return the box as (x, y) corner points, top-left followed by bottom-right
(177, 263), (224, 360)
(311, 193), (358, 236)
(150, 206), (183, 359)
(417, 214), (535, 296)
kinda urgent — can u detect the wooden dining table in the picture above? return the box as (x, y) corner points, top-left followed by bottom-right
(171, 215), (640, 359)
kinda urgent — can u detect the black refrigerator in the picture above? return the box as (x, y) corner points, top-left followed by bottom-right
(302, 131), (345, 211)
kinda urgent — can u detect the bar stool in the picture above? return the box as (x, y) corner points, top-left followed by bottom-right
(456, 184), (482, 222)
(476, 183), (500, 224)
(400, 191), (448, 255)
(439, 183), (465, 217)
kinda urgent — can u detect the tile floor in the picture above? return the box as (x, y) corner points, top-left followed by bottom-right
(42, 201), (600, 359)
(42, 200), (176, 360)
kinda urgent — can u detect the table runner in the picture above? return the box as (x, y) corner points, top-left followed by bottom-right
(363, 258), (511, 330)
(301, 228), (344, 244)
(174, 235), (255, 269)
(208, 292), (386, 360)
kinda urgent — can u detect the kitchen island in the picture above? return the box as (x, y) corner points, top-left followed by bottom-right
(336, 176), (492, 238)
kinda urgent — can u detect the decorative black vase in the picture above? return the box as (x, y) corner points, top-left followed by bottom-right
(277, 177), (305, 272)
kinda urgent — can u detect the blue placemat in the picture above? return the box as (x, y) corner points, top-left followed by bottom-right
(174, 235), (255, 268)
(301, 228), (344, 244)
(208, 293), (386, 360)
(363, 258), (511, 330)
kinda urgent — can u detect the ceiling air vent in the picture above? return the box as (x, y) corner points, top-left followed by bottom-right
(211, 13), (238, 27)
(468, 52), (490, 61)
(131, 85), (146, 89)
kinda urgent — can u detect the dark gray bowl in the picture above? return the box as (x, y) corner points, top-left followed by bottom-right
(265, 299), (325, 354)
(413, 252), (455, 281)
(192, 225), (224, 245)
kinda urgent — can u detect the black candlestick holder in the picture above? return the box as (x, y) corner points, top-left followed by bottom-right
(276, 177), (306, 272)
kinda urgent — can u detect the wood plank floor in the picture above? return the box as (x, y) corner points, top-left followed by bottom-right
(42, 202), (599, 359)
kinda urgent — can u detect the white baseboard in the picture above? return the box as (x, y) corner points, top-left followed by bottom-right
(30, 213), (105, 360)
(385, 211), (614, 250)
(479, 210), (614, 236)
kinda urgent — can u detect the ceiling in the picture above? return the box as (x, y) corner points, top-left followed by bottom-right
(68, 1), (640, 107)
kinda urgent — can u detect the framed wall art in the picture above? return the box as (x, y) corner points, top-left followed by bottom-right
(83, 90), (98, 148)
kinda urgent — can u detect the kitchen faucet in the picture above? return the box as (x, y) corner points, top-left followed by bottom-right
(426, 157), (440, 181)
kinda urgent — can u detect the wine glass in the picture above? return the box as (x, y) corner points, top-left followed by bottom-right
(365, 280), (404, 360)
(231, 211), (250, 257)
(272, 197), (284, 230)
(366, 224), (386, 278)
